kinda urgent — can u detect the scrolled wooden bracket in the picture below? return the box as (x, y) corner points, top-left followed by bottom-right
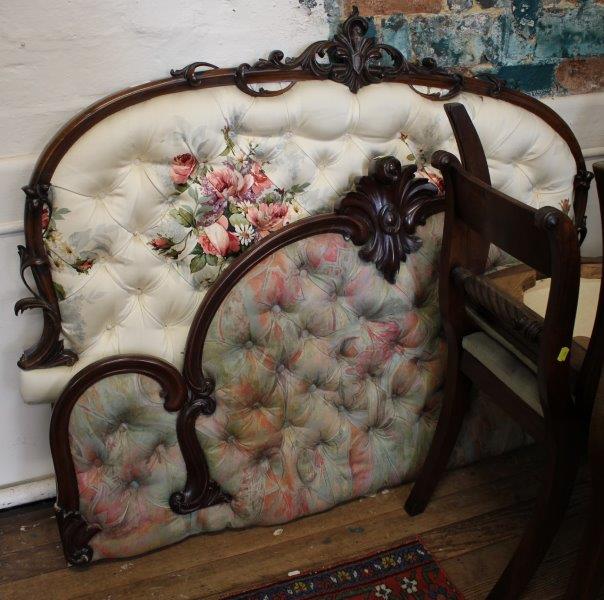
(55, 508), (102, 566)
(15, 183), (78, 370)
(170, 62), (219, 87)
(337, 156), (443, 283)
(475, 73), (508, 97)
(169, 379), (232, 515)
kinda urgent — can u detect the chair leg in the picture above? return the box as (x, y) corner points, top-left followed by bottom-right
(487, 427), (582, 600)
(564, 498), (604, 600)
(405, 367), (472, 516)
(564, 405), (604, 600)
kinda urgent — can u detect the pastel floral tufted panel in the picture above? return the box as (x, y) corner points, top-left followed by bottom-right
(22, 80), (576, 404)
(72, 233), (529, 560)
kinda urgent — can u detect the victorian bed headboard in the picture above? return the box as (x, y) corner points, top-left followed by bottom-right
(15, 8), (592, 564)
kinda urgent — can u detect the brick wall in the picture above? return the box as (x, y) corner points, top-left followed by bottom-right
(328, 0), (604, 95)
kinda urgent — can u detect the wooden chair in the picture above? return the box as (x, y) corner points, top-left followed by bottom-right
(404, 103), (583, 599)
(564, 160), (604, 600)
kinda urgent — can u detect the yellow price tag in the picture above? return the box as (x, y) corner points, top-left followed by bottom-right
(557, 347), (570, 362)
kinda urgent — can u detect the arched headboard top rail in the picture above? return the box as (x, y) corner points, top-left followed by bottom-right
(30, 68), (586, 188)
(30, 6), (586, 186)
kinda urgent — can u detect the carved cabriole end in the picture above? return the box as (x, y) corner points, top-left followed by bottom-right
(15, 183), (78, 370)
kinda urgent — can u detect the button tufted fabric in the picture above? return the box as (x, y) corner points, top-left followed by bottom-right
(72, 234), (530, 560)
(21, 80), (575, 404)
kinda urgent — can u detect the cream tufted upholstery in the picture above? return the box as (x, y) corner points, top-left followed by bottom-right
(21, 80), (576, 404)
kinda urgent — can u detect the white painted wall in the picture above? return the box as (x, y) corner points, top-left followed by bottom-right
(0, 0), (330, 502)
(0, 0), (602, 506)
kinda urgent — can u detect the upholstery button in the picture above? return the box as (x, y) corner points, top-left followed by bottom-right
(97, 192), (106, 200)
(130, 480), (139, 489)
(359, 316), (366, 323)
(252, 402), (261, 409)
(301, 329), (309, 338)
(133, 158), (141, 165)
(120, 423), (128, 430)
(277, 364), (285, 373)
(299, 269), (308, 278)
(283, 419), (290, 428)
(309, 384), (317, 392)
(93, 458), (103, 468)
(330, 292), (337, 302)
(271, 304), (281, 314)
(244, 340), (254, 349)
(227, 435), (236, 444)
(106, 324), (113, 330)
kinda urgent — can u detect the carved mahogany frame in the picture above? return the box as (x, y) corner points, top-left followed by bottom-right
(15, 6), (591, 371)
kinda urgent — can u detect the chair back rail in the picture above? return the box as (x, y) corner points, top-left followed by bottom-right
(434, 134), (580, 418)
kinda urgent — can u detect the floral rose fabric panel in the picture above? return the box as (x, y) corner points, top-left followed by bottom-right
(147, 126), (309, 286)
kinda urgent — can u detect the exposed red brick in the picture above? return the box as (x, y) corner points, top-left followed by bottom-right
(343, 0), (443, 15)
(556, 57), (604, 94)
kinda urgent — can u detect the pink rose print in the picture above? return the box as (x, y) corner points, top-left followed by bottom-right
(170, 153), (198, 185)
(246, 202), (289, 238)
(40, 206), (50, 231)
(198, 216), (240, 257)
(207, 165), (254, 202)
(150, 236), (174, 251)
(250, 161), (272, 195)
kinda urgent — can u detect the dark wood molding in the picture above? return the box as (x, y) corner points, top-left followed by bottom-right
(169, 379), (233, 514)
(231, 6), (466, 98)
(337, 156), (442, 283)
(50, 355), (189, 565)
(15, 184), (77, 369)
(453, 266), (542, 363)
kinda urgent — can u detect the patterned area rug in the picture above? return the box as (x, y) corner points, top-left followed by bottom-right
(225, 539), (463, 599)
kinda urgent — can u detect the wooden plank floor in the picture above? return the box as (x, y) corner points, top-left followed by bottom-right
(0, 446), (598, 600)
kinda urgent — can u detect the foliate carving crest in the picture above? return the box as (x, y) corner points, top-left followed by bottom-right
(338, 156), (442, 283)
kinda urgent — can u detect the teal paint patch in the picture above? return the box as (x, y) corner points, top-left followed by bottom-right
(491, 63), (556, 95)
(500, 12), (536, 64)
(407, 13), (504, 66)
(512, 0), (542, 36)
(329, 0), (603, 96)
(381, 14), (412, 59)
(535, 4), (604, 60)
(324, 0), (343, 36)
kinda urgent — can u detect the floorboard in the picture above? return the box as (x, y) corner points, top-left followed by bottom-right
(0, 446), (594, 600)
